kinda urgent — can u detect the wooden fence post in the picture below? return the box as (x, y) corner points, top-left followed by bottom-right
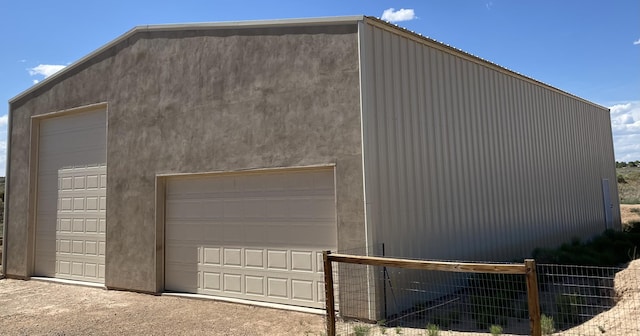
(323, 251), (336, 336)
(525, 259), (541, 336)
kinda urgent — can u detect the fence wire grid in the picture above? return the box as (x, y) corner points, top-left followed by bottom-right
(326, 256), (640, 336)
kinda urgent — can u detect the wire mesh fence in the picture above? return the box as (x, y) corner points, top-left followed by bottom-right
(325, 253), (535, 336)
(325, 253), (640, 336)
(536, 263), (640, 335)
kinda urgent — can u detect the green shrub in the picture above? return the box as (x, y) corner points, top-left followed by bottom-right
(353, 325), (371, 336)
(532, 228), (640, 266)
(425, 324), (439, 336)
(489, 324), (503, 335)
(541, 314), (555, 335)
(618, 174), (628, 183)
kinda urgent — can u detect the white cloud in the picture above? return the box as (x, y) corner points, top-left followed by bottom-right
(0, 115), (7, 127)
(609, 101), (640, 161)
(381, 8), (416, 23)
(634, 38), (640, 45)
(28, 64), (66, 78)
(33, 79), (40, 84)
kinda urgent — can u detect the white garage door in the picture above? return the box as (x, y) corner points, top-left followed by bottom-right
(165, 168), (337, 308)
(34, 109), (107, 283)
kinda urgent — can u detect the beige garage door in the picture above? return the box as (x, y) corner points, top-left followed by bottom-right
(165, 168), (337, 308)
(34, 109), (107, 283)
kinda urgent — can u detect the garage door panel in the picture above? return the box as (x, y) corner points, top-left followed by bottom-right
(223, 248), (242, 266)
(194, 254), (330, 306)
(166, 244), (200, 264)
(166, 200), (202, 219)
(245, 275), (265, 296)
(35, 237), (57, 253)
(203, 247), (221, 265)
(267, 250), (288, 270)
(38, 152), (107, 169)
(203, 272), (221, 290)
(267, 277), (288, 298)
(39, 112), (105, 133)
(223, 273), (243, 292)
(292, 280), (314, 301)
(34, 109), (106, 284)
(38, 140), (105, 154)
(165, 264), (199, 292)
(244, 249), (264, 268)
(291, 251), (314, 272)
(165, 169), (337, 308)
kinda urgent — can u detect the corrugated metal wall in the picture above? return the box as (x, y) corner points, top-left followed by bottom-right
(358, 20), (620, 262)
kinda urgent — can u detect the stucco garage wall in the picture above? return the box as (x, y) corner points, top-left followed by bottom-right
(7, 24), (364, 292)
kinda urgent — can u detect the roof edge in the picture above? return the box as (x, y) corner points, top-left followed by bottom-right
(363, 16), (607, 111)
(141, 15), (365, 31)
(10, 15), (365, 105)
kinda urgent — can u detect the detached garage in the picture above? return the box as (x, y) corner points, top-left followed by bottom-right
(3, 16), (619, 311)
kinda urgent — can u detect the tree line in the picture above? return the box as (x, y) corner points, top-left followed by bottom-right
(616, 161), (640, 168)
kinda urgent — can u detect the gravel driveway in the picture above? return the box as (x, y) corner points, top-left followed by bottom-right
(0, 279), (325, 335)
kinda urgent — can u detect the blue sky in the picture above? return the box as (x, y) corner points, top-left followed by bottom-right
(1, 0), (638, 175)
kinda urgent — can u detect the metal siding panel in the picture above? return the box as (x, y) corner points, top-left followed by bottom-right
(360, 23), (619, 262)
(395, 36), (409, 256)
(467, 61), (486, 256)
(380, 28), (394, 252)
(405, 38), (419, 255)
(413, 40), (428, 256)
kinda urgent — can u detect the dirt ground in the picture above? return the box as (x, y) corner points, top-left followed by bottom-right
(0, 279), (326, 335)
(621, 204), (640, 227)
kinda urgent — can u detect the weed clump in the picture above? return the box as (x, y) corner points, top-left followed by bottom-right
(425, 324), (440, 336)
(541, 314), (555, 335)
(353, 324), (371, 336)
(489, 324), (503, 335)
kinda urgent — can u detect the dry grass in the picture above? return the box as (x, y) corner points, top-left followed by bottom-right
(621, 204), (640, 227)
(618, 167), (640, 204)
